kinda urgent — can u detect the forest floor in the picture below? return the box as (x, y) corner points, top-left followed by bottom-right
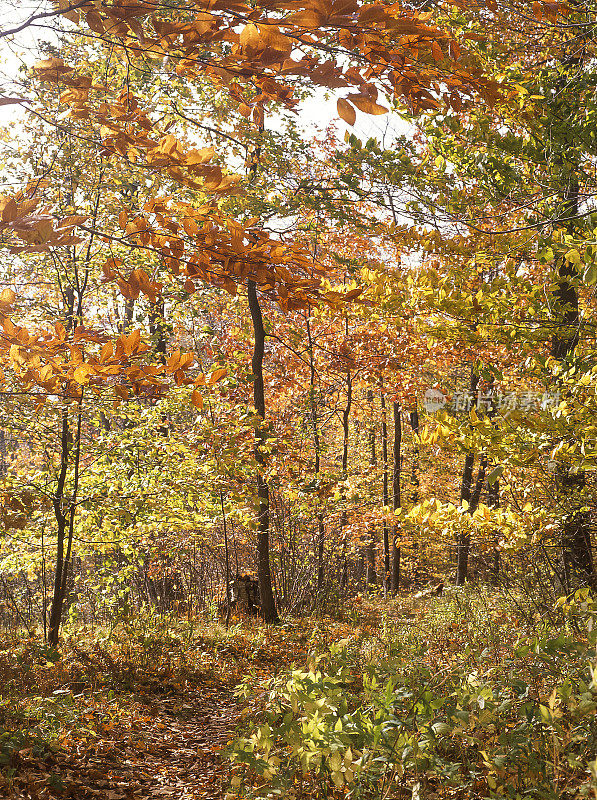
(0, 607), (358, 799)
(0, 589), (594, 800)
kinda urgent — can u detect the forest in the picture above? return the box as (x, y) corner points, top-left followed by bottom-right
(0, 0), (597, 798)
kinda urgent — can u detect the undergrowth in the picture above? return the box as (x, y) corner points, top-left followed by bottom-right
(228, 587), (597, 800)
(1, 589), (596, 800)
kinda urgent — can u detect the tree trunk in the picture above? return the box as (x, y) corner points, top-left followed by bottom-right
(339, 366), (352, 589)
(391, 402), (401, 594)
(550, 192), (596, 587)
(306, 314), (326, 596)
(408, 408), (421, 584)
(488, 477), (500, 585)
(247, 280), (278, 623)
(149, 298), (167, 364)
(48, 399), (82, 646)
(120, 297), (134, 334)
(456, 369), (479, 586)
(549, 28), (596, 589)
(380, 387), (390, 595)
(366, 389), (377, 587)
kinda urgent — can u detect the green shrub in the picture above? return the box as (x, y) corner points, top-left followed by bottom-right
(229, 591), (597, 799)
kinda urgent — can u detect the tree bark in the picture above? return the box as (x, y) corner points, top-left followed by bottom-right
(380, 387), (390, 595)
(339, 366), (352, 589)
(48, 399), (82, 646)
(409, 409), (420, 504)
(548, 25), (596, 589)
(408, 408), (421, 584)
(247, 280), (278, 623)
(456, 369), (479, 586)
(306, 314), (325, 595)
(550, 182), (596, 588)
(391, 402), (401, 593)
(366, 389), (377, 587)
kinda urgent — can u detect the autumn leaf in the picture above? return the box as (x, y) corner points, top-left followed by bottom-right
(191, 389), (203, 409)
(337, 98), (356, 125)
(208, 367), (228, 385)
(0, 197), (18, 223)
(0, 288), (16, 305)
(347, 95), (388, 115)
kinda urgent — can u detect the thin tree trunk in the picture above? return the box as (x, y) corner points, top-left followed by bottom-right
(408, 408), (421, 584)
(48, 397), (82, 646)
(306, 314), (325, 596)
(380, 386), (390, 595)
(409, 409), (420, 504)
(366, 389), (377, 587)
(247, 280), (278, 623)
(456, 369), (479, 586)
(120, 297), (134, 334)
(220, 491), (231, 629)
(47, 411), (70, 646)
(149, 298), (169, 435)
(488, 476), (500, 585)
(339, 366), (352, 589)
(391, 402), (401, 594)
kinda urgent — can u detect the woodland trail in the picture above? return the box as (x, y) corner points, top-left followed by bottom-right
(7, 681), (241, 800)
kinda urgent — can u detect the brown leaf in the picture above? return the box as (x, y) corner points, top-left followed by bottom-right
(0, 197), (18, 223)
(347, 95), (388, 115)
(337, 98), (356, 125)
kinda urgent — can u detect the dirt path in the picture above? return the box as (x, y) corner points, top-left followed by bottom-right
(7, 683), (242, 799)
(133, 689), (240, 800)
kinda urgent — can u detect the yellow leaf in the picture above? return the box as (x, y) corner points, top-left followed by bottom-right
(73, 364), (92, 384)
(100, 342), (113, 363)
(186, 147), (215, 166)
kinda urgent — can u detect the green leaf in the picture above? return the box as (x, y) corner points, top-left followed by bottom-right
(487, 465), (504, 485)
(566, 249), (581, 265)
(584, 263), (597, 285)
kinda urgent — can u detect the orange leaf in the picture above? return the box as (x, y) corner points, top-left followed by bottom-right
(191, 389), (203, 409)
(0, 197), (18, 223)
(240, 22), (261, 50)
(209, 367), (228, 386)
(337, 98), (356, 126)
(123, 329), (141, 355)
(0, 288), (15, 305)
(347, 95), (388, 115)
